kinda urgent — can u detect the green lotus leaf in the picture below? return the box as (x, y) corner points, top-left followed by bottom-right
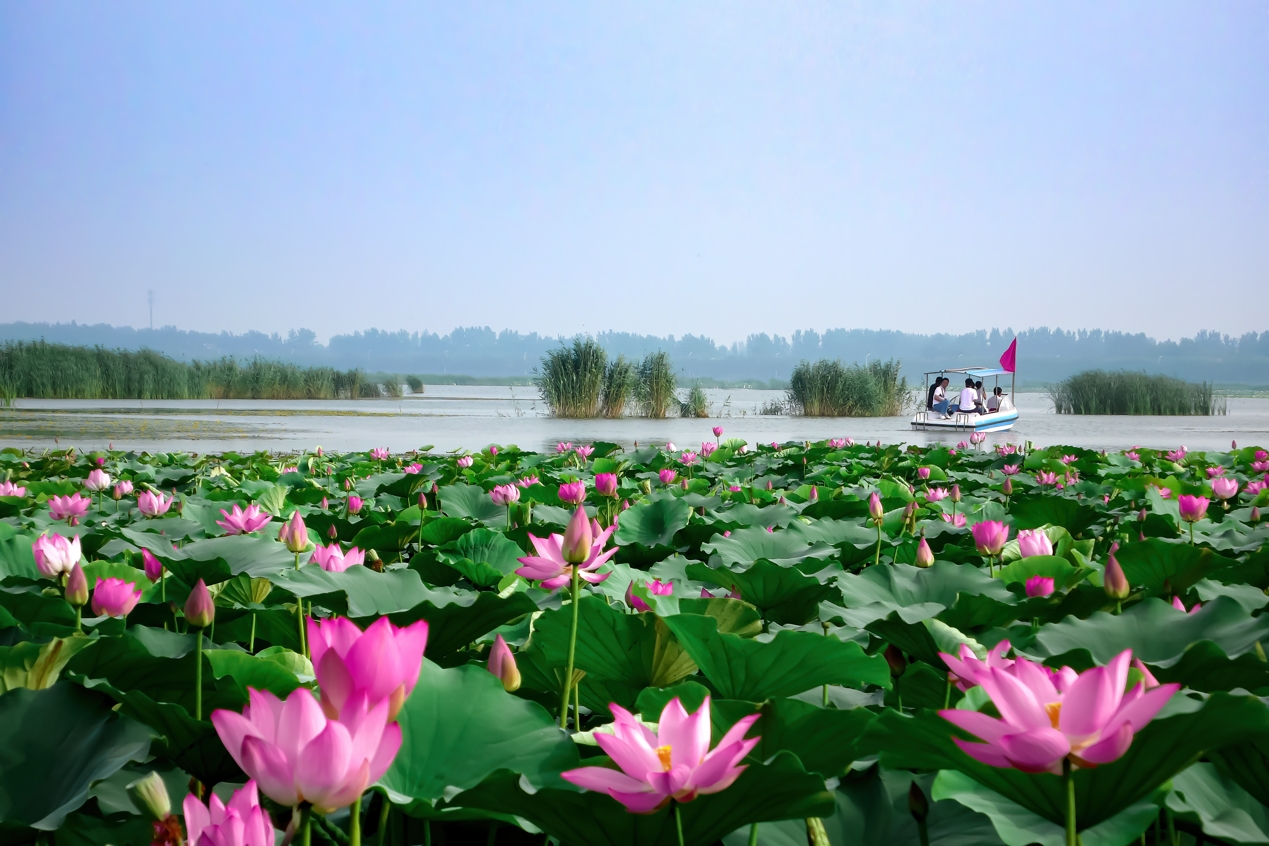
(614, 496), (692, 548)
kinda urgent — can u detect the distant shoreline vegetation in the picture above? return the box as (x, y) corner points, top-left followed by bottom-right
(1049, 370), (1227, 416)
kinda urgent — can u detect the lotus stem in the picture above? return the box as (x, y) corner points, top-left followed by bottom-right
(376, 795), (390, 846)
(249, 613), (257, 653)
(350, 795), (360, 846)
(675, 801), (685, 846)
(560, 565), (582, 729)
(194, 626), (203, 721)
(301, 807), (312, 846)
(1063, 758), (1076, 846)
(874, 523), (882, 568)
(748, 822), (759, 846)
(75, 606), (81, 634)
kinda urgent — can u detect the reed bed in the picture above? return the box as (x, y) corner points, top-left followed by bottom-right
(535, 338), (607, 418)
(636, 351), (677, 418)
(786, 358), (909, 417)
(1049, 370), (1226, 415)
(601, 355), (637, 418)
(679, 383), (711, 418)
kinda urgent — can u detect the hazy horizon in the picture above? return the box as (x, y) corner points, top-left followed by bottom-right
(2, 3), (1266, 343)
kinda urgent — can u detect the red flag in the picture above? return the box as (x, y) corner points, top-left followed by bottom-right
(999, 337), (1017, 373)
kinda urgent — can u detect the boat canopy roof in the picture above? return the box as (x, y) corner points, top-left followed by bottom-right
(923, 367), (1012, 379)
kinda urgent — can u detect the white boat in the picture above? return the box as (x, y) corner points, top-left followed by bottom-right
(911, 366), (1019, 433)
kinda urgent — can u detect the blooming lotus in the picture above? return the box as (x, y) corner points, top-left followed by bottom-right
(1025, 576), (1056, 598)
(626, 579), (674, 612)
(211, 687), (401, 813)
(91, 577), (142, 618)
(370, 448), (390, 461)
(561, 696), (760, 813)
(33, 532), (82, 578)
(658, 469), (677, 486)
(1253, 461), (1269, 473)
(917, 467), (931, 480)
(558, 481), (586, 505)
(487, 634), (521, 692)
(680, 451), (699, 466)
(1060, 455), (1078, 465)
(924, 487), (949, 502)
(576, 445), (595, 459)
(700, 442), (717, 458)
(183, 780), (273, 846)
(49, 493), (90, 524)
(943, 641), (1018, 692)
(516, 475), (540, 488)
(1034, 471), (1058, 486)
(142, 548), (164, 582)
(971, 521), (1008, 557)
(456, 455), (474, 469)
(490, 484), (521, 506)
(403, 463), (422, 474)
(516, 510), (617, 591)
(939, 650), (1178, 774)
(346, 495), (364, 515)
(666, 443), (677, 452)
(113, 480), (133, 499)
(0, 481), (27, 497)
(1207, 466), (1226, 478)
(137, 491), (172, 518)
(1000, 464), (1021, 476)
(941, 512), (967, 528)
(1125, 450), (1140, 461)
(556, 442), (573, 454)
(594, 473), (618, 498)
(84, 469), (112, 492)
(1211, 478), (1239, 500)
(1166, 448), (1187, 463)
(307, 616), (428, 720)
(310, 543), (366, 573)
(827, 438), (847, 449)
(1178, 494), (1209, 523)
(217, 504), (271, 535)
(1016, 529), (1053, 558)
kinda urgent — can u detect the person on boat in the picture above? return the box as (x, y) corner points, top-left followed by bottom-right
(931, 377), (951, 416)
(926, 379), (940, 411)
(988, 386), (1014, 413)
(975, 381), (987, 410)
(957, 378), (981, 415)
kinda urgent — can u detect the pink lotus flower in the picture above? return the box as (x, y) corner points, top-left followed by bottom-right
(1211, 478), (1239, 500)
(488, 446), (499, 457)
(956, 441), (969, 450)
(490, 484), (521, 506)
(700, 442), (717, 459)
(142, 548), (164, 581)
(556, 442), (573, 454)
(561, 696), (760, 813)
(915, 537), (935, 568)
(346, 495), (364, 515)
(558, 481), (586, 505)
(516, 475), (540, 488)
(941, 513), (967, 528)
(217, 504), (271, 535)
(576, 445), (595, 459)
(666, 442), (678, 452)
(728, 485), (742, 493)
(917, 467), (931, 480)
(1104, 543), (1130, 600)
(626, 579), (674, 612)
(1257, 450), (1269, 460)
(1178, 494), (1209, 523)
(1157, 487), (1173, 499)
(1248, 480), (1267, 496)
(516, 508), (616, 591)
(924, 487), (949, 503)
(112, 480), (133, 499)
(370, 448), (390, 461)
(680, 451), (699, 466)
(1125, 451), (1140, 461)
(939, 650), (1178, 773)
(310, 543), (366, 573)
(1253, 461), (1269, 473)
(456, 455), (474, 469)
(1060, 455), (1078, 465)
(712, 426), (724, 438)
(971, 521), (1008, 556)
(996, 443), (1017, 455)
(943, 641), (1019, 692)
(594, 473), (619, 498)
(1166, 448), (1187, 463)
(33, 532), (82, 577)
(185, 579), (216, 628)
(827, 438), (847, 449)
(868, 492), (884, 522)
(403, 463), (422, 474)
(183, 780), (273, 846)
(49, 493), (90, 524)
(1034, 471), (1058, 486)
(1171, 596), (1201, 614)
(308, 616), (428, 720)
(1000, 464), (1021, 476)
(212, 687), (401, 813)
(84, 469), (112, 492)
(91, 577), (142, 618)
(658, 469), (677, 486)
(1025, 576), (1056, 598)
(137, 491), (172, 518)
(278, 511), (309, 553)
(487, 634), (521, 692)
(1206, 466), (1226, 478)
(0, 481), (27, 497)
(1016, 529), (1054, 559)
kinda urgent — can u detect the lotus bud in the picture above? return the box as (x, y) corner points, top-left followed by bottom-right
(184, 579), (215, 628)
(487, 634), (521, 692)
(142, 548), (164, 582)
(1103, 545), (1130, 601)
(680, 479), (688, 491)
(766, 480), (773, 490)
(561, 506), (593, 565)
(915, 537), (934, 568)
(1025, 575), (1056, 598)
(884, 644), (906, 678)
(321, 496), (329, 510)
(621, 499), (631, 511)
(418, 492), (428, 509)
(809, 486), (818, 501)
(594, 473), (618, 498)
(1001, 477), (1013, 496)
(126, 771), (172, 821)
(65, 562), (89, 607)
(344, 476), (353, 491)
(279, 510), (308, 553)
(917, 467), (930, 480)
(909, 781), (930, 824)
(868, 492), (884, 522)
(347, 495), (364, 515)
(950, 484), (962, 503)
(1138, 508), (1148, 522)
(1178, 494), (1209, 523)
(713, 426), (724, 438)
(327, 523), (338, 539)
(1253, 507), (1261, 524)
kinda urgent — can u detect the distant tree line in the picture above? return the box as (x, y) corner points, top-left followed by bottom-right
(1, 322), (1266, 385)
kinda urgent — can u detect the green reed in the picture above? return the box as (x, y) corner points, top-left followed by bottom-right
(636, 351), (677, 418)
(787, 358), (909, 417)
(536, 338), (607, 418)
(601, 355), (637, 418)
(1049, 370), (1225, 416)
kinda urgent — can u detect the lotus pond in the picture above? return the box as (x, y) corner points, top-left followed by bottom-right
(2, 435), (1269, 846)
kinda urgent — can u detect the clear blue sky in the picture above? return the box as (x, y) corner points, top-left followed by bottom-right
(1, 2), (1265, 343)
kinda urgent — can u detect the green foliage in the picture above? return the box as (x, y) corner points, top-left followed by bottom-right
(1050, 369), (1226, 415)
(536, 337), (607, 418)
(787, 357), (909, 416)
(636, 349), (678, 418)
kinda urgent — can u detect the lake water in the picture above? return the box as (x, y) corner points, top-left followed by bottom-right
(2, 388), (1267, 453)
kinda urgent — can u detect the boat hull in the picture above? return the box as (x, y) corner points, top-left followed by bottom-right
(910, 409), (1018, 433)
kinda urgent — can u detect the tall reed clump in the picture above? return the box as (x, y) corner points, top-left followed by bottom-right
(636, 351), (677, 418)
(1049, 370), (1225, 415)
(536, 338), (607, 418)
(601, 355), (637, 418)
(405, 375), (425, 394)
(787, 358), (909, 417)
(679, 383), (710, 418)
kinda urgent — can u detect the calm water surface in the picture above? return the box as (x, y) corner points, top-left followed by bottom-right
(2, 388), (1266, 453)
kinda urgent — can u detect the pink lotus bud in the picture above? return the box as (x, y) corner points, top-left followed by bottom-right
(418, 491), (428, 509)
(1253, 507), (1262, 523)
(490, 484), (520, 506)
(320, 496), (329, 510)
(490, 446), (499, 457)
(346, 495), (364, 514)
(561, 506), (593, 564)
(1171, 596), (1187, 612)
(1177, 494), (1209, 523)
(658, 469), (677, 486)
(1025, 576), (1055, 598)
(1211, 478), (1239, 500)
(84, 469), (112, 492)
(917, 467), (930, 480)
(1104, 545), (1130, 600)
(279, 510), (308, 553)
(1138, 508), (1148, 522)
(327, 523), (339, 539)
(92, 577), (142, 617)
(868, 492), (884, 522)
(915, 537), (934, 568)
(558, 481), (586, 505)
(487, 634), (521, 692)
(711, 426), (724, 439)
(950, 484), (962, 503)
(34, 532), (82, 578)
(970, 521), (1007, 556)
(1001, 478), (1013, 496)
(809, 486), (818, 501)
(142, 548), (164, 581)
(344, 476), (353, 491)
(457, 455), (474, 469)
(65, 562), (89, 607)
(1016, 529), (1053, 558)
(185, 579), (215, 628)
(594, 473), (618, 498)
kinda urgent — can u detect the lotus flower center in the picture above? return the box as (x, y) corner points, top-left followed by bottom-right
(655, 744), (673, 771)
(1045, 701), (1062, 728)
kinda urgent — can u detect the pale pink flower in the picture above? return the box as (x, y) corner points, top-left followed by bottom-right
(1125, 451), (1140, 461)
(575, 445), (595, 459)
(217, 504), (271, 535)
(183, 780), (273, 846)
(516, 475), (540, 488)
(924, 487), (949, 503)
(137, 491), (172, 518)
(49, 493), (90, 524)
(456, 456), (474, 469)
(701, 442), (717, 459)
(370, 448), (390, 461)
(626, 579), (674, 612)
(941, 512), (967, 528)
(91, 577), (142, 618)
(112, 480), (133, 500)
(1210, 478), (1239, 500)
(558, 481), (586, 505)
(1034, 471), (1058, 486)
(515, 509), (616, 591)
(1171, 596), (1201, 615)
(1016, 529), (1054, 558)
(490, 484), (521, 506)
(0, 481), (27, 497)
(556, 442), (573, 454)
(403, 463), (422, 474)
(658, 469), (677, 486)
(84, 469), (112, 492)
(680, 451), (699, 466)
(1000, 464), (1021, 476)
(310, 543), (366, 573)
(33, 532), (82, 578)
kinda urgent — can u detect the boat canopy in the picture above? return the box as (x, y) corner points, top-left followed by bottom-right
(922, 367), (1011, 379)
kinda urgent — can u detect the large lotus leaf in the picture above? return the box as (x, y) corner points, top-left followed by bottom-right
(205, 649), (304, 699)
(830, 562), (1015, 628)
(867, 616), (984, 670)
(108, 687), (245, 786)
(1211, 737), (1269, 809)
(614, 496), (692, 548)
(733, 697), (877, 779)
(714, 502), (799, 529)
(274, 565), (429, 616)
(993, 555), (1083, 590)
(685, 560), (839, 625)
(0, 682), (152, 830)
(931, 770), (1159, 846)
(0, 585), (80, 636)
(438, 483), (507, 528)
(661, 613), (890, 701)
(0, 530), (38, 580)
(378, 662), (578, 807)
(520, 595), (659, 692)
(436, 528), (524, 588)
(1008, 496), (1098, 537)
(380, 587), (538, 661)
(49, 810), (154, 846)
(1193, 577), (1269, 613)
(1022, 596), (1269, 673)
(419, 517), (475, 547)
(1112, 537), (1234, 594)
(122, 530), (294, 587)
(452, 752), (833, 846)
(349, 521), (419, 556)
(860, 693), (1269, 830)
(702, 526), (839, 568)
(783, 516), (879, 546)
(0, 635), (93, 694)
(1166, 762), (1269, 844)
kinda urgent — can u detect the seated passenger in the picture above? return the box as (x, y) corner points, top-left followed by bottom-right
(992, 387), (1014, 413)
(987, 386), (1002, 412)
(932, 377), (951, 416)
(957, 378), (981, 415)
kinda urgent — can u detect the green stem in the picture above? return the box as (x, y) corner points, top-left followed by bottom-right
(1064, 758), (1077, 846)
(75, 606), (81, 634)
(350, 795), (361, 846)
(249, 613), (257, 653)
(301, 807), (312, 846)
(194, 627), (203, 721)
(917, 815), (930, 846)
(1189, 522), (1194, 545)
(675, 801), (685, 846)
(376, 795), (390, 846)
(748, 822), (759, 846)
(874, 523), (882, 568)
(944, 676), (951, 708)
(487, 820), (498, 845)
(560, 565), (582, 729)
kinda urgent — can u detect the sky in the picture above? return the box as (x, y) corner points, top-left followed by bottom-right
(1, 2), (1266, 344)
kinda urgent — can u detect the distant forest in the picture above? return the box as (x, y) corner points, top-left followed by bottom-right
(1, 322), (1266, 386)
